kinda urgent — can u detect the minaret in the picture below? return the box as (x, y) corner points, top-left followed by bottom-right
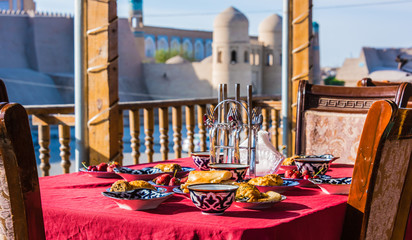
(129, 0), (145, 60)
(212, 7), (251, 96)
(258, 14), (282, 95)
(312, 22), (321, 84)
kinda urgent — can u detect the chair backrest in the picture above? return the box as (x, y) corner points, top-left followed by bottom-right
(296, 80), (412, 164)
(0, 79), (9, 102)
(342, 100), (412, 239)
(0, 103), (45, 239)
(357, 77), (412, 108)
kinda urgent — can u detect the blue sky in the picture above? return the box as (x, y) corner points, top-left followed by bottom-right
(34, 0), (412, 67)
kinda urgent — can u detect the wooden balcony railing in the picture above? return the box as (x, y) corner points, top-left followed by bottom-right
(25, 96), (282, 177)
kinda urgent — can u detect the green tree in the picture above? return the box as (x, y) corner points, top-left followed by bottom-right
(154, 49), (195, 63)
(324, 76), (345, 86)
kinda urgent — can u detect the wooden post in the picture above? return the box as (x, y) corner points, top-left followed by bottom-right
(86, 0), (119, 165)
(38, 125), (50, 177)
(58, 125), (71, 174)
(291, 0), (312, 154)
(129, 109), (140, 164)
(159, 107), (169, 160)
(144, 108), (154, 162)
(172, 106), (182, 159)
(185, 105), (195, 154)
(197, 105), (207, 152)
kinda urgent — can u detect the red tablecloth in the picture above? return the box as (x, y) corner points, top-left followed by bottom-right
(38, 158), (368, 239)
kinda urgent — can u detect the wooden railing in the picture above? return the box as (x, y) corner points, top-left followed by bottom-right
(25, 96), (282, 176)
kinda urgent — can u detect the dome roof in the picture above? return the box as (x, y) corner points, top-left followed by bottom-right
(165, 55), (189, 64)
(258, 14), (282, 33)
(201, 55), (212, 63)
(213, 7), (248, 29)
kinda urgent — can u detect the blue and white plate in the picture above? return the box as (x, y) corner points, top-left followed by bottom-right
(114, 166), (195, 181)
(172, 187), (190, 198)
(309, 176), (352, 195)
(102, 188), (174, 210)
(106, 187), (167, 193)
(79, 168), (122, 179)
(234, 195), (287, 210)
(252, 180), (300, 194)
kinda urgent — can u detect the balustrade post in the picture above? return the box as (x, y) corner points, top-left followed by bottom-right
(58, 125), (71, 174)
(271, 109), (280, 150)
(185, 105), (195, 154)
(38, 125), (51, 176)
(261, 108), (269, 132)
(172, 106), (182, 159)
(129, 110), (140, 164)
(197, 105), (207, 152)
(144, 108), (154, 162)
(118, 111), (124, 164)
(159, 107), (169, 160)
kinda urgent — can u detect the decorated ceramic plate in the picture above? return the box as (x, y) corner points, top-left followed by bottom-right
(114, 167), (195, 181)
(102, 188), (174, 211)
(252, 180), (300, 193)
(79, 168), (122, 179)
(148, 181), (180, 193)
(309, 176), (351, 195)
(278, 174), (331, 187)
(172, 187), (190, 198)
(106, 187), (167, 193)
(234, 195), (286, 210)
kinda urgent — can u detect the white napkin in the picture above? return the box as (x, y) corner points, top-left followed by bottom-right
(240, 130), (285, 176)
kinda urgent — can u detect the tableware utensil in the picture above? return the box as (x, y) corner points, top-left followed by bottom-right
(294, 154), (339, 175)
(208, 163), (249, 181)
(253, 180), (299, 194)
(234, 195), (286, 210)
(102, 188), (174, 211)
(187, 183), (238, 215)
(309, 176), (351, 195)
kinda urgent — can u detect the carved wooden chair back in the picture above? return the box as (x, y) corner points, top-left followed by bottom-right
(296, 80), (412, 164)
(0, 103), (45, 239)
(357, 77), (412, 108)
(0, 79), (9, 102)
(342, 100), (412, 239)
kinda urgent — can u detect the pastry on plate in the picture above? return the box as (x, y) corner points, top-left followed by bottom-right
(153, 163), (182, 172)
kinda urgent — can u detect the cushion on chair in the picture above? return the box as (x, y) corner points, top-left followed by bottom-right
(302, 110), (367, 164)
(0, 154), (15, 240)
(365, 138), (412, 239)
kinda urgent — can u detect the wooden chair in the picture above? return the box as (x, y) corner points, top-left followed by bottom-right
(0, 79), (9, 102)
(357, 77), (412, 108)
(342, 100), (412, 239)
(296, 80), (412, 164)
(0, 103), (45, 239)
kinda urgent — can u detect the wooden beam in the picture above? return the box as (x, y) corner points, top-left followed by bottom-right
(86, 0), (119, 165)
(291, 0), (312, 154)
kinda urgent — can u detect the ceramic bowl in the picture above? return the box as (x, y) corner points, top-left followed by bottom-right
(101, 188), (174, 210)
(191, 152), (224, 171)
(114, 166), (195, 181)
(294, 154), (339, 175)
(234, 195), (287, 210)
(208, 163), (249, 182)
(309, 176), (352, 195)
(252, 180), (300, 193)
(187, 183), (238, 215)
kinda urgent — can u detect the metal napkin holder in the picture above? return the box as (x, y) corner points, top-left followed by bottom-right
(204, 84), (262, 178)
